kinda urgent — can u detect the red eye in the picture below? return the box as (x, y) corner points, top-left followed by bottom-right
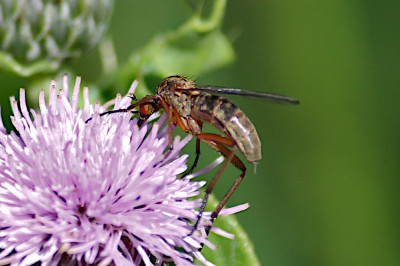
(140, 104), (150, 115)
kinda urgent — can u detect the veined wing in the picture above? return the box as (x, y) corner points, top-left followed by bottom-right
(182, 85), (300, 105)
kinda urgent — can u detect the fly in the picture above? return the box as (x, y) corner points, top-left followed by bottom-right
(86, 75), (299, 233)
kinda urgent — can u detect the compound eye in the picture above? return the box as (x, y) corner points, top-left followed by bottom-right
(140, 104), (151, 115)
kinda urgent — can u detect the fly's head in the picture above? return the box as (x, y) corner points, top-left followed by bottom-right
(137, 95), (161, 123)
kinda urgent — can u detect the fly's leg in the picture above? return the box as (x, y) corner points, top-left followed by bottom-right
(182, 122), (203, 177)
(208, 153), (246, 232)
(181, 138), (201, 177)
(127, 94), (139, 102)
(166, 103), (174, 148)
(158, 98), (189, 149)
(137, 114), (150, 127)
(188, 133), (246, 236)
(181, 137), (201, 177)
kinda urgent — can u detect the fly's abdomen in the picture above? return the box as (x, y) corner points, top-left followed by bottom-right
(219, 100), (262, 162)
(192, 93), (262, 162)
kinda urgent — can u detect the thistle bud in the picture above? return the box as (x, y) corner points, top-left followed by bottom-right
(0, 0), (114, 76)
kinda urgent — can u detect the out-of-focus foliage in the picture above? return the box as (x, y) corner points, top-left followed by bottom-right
(115, 0), (234, 98)
(0, 0), (114, 76)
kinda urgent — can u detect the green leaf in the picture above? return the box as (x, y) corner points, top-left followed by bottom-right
(201, 195), (261, 266)
(147, 30), (234, 77)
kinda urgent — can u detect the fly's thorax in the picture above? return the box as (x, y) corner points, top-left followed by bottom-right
(172, 92), (193, 117)
(158, 90), (192, 118)
(157, 76), (196, 118)
(157, 75), (196, 94)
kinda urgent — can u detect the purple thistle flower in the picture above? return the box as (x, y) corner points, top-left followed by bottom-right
(0, 76), (248, 265)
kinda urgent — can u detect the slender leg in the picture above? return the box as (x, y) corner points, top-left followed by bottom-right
(167, 106), (174, 148)
(137, 114), (150, 127)
(181, 122), (203, 177)
(158, 98), (191, 148)
(197, 133), (245, 170)
(182, 132), (236, 178)
(196, 133), (235, 147)
(212, 169), (246, 217)
(181, 137), (201, 177)
(127, 94), (139, 102)
(189, 143), (236, 235)
(156, 98), (174, 148)
(189, 137), (247, 236)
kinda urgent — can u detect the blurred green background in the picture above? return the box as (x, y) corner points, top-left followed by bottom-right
(0, 0), (399, 265)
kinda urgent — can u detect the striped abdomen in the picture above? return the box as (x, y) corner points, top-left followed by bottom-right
(191, 93), (261, 162)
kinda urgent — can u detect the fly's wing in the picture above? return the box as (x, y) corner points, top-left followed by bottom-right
(181, 85), (300, 105)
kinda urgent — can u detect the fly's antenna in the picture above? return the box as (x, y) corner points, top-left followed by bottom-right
(85, 94), (140, 123)
(85, 108), (139, 123)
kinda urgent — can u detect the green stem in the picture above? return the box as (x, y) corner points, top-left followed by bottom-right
(179, 0), (227, 33)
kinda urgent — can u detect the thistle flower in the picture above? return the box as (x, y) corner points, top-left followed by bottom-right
(0, 76), (247, 265)
(0, 0), (114, 76)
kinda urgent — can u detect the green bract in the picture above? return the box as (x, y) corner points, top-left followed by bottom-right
(200, 195), (261, 265)
(0, 0), (114, 77)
